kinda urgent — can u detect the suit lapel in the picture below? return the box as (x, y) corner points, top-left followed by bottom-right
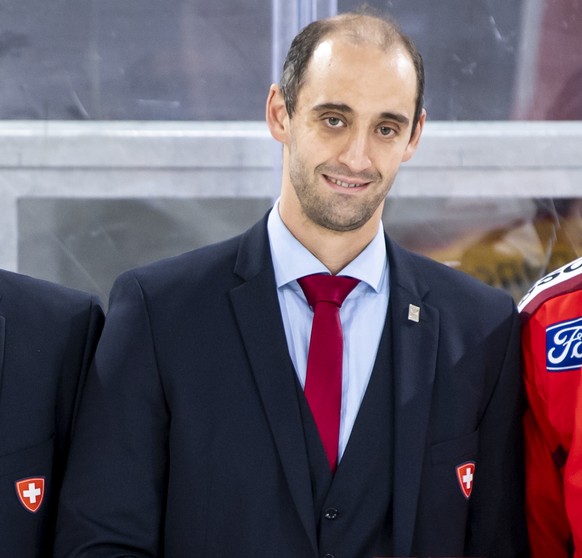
(387, 238), (439, 556)
(229, 217), (317, 553)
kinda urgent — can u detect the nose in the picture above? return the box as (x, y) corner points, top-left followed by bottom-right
(337, 128), (372, 173)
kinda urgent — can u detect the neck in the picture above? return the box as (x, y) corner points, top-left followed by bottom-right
(279, 199), (382, 275)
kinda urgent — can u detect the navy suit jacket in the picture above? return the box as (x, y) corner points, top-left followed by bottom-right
(56, 215), (527, 557)
(0, 270), (103, 557)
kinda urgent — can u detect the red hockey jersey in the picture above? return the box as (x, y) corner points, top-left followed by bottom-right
(519, 256), (582, 558)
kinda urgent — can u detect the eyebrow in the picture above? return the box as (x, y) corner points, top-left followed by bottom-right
(312, 102), (410, 126)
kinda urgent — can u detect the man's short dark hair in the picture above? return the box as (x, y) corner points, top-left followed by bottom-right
(279, 12), (425, 134)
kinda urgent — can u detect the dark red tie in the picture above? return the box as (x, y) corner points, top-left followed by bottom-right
(298, 274), (360, 473)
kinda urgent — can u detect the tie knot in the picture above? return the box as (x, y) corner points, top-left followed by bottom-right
(298, 274), (360, 309)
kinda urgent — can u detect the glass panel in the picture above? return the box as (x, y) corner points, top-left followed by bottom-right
(338, 0), (582, 121)
(4, 0), (580, 121)
(17, 195), (582, 304)
(0, 0), (271, 120)
(18, 198), (272, 302)
(383, 197), (582, 303)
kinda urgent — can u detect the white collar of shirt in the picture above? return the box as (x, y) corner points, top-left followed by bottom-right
(267, 199), (388, 293)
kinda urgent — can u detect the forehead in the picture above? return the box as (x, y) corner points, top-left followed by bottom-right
(298, 36), (417, 119)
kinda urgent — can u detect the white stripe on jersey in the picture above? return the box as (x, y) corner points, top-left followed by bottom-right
(518, 256), (582, 317)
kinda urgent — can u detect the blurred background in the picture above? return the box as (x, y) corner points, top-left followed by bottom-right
(0, 0), (580, 303)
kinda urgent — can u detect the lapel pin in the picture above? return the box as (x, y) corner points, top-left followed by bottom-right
(408, 304), (420, 323)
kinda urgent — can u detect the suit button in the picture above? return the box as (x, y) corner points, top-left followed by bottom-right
(324, 507), (339, 520)
(323, 554), (335, 558)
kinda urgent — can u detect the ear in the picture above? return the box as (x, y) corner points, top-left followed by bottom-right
(266, 84), (289, 144)
(401, 108), (426, 162)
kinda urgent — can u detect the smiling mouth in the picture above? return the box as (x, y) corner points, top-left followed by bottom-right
(325, 175), (369, 188)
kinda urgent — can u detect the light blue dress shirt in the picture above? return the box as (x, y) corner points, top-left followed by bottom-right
(267, 201), (390, 462)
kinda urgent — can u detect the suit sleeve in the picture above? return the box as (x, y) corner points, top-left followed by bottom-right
(56, 296), (105, 459)
(467, 304), (529, 557)
(55, 272), (169, 558)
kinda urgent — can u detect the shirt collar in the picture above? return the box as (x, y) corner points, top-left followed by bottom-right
(267, 199), (387, 293)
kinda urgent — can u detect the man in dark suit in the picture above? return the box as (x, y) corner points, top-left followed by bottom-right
(56, 11), (527, 557)
(0, 269), (103, 557)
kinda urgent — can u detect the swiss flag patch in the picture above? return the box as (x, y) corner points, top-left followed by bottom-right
(15, 477), (45, 513)
(456, 462), (475, 499)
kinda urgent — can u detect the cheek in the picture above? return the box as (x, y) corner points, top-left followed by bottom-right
(293, 125), (376, 170)
(377, 140), (414, 168)
(291, 139), (329, 170)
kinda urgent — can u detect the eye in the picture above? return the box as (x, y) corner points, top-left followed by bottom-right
(378, 125), (396, 137)
(325, 116), (344, 128)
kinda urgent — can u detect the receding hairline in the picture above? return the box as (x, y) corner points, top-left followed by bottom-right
(317, 13), (405, 51)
